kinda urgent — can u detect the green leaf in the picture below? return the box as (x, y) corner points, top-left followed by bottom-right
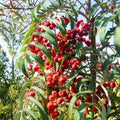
(74, 103), (90, 120)
(56, 0), (62, 6)
(13, 110), (21, 120)
(16, 52), (25, 69)
(17, 52), (25, 61)
(114, 25), (120, 54)
(27, 97), (49, 120)
(94, 10), (108, 27)
(22, 22), (37, 46)
(25, 54), (33, 64)
(14, 82), (29, 120)
(38, 32), (58, 53)
(67, 11), (75, 30)
(31, 86), (47, 107)
(79, 3), (86, 11)
(94, 0), (101, 4)
(75, 42), (83, 56)
(21, 58), (28, 76)
(96, 81), (111, 107)
(49, 0), (59, 8)
(101, 103), (107, 120)
(69, 90), (92, 115)
(27, 52), (44, 72)
(31, 86), (46, 98)
(79, 78), (90, 91)
(53, 62), (59, 72)
(33, 5), (40, 21)
(16, 60), (21, 70)
(89, 4), (99, 19)
(60, 17), (66, 29)
(105, 27), (116, 40)
(102, 54), (118, 71)
(24, 108), (38, 120)
(12, 11), (23, 21)
(100, 18), (109, 46)
(1, 31), (10, 43)
(70, 3), (78, 19)
(39, 25), (57, 40)
(31, 42), (52, 63)
(66, 74), (78, 86)
(52, 19), (66, 39)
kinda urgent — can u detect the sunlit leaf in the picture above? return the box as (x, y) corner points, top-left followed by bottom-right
(114, 25), (120, 54)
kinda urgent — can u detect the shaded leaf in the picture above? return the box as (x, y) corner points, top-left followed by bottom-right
(102, 54), (118, 71)
(74, 103), (91, 120)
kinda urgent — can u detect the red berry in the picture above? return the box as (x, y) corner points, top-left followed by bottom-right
(30, 91), (35, 97)
(58, 91), (64, 97)
(75, 101), (80, 107)
(84, 107), (89, 114)
(105, 81), (110, 86)
(57, 98), (63, 104)
(59, 76), (66, 85)
(33, 65), (40, 72)
(50, 111), (59, 118)
(103, 82), (107, 87)
(47, 102), (55, 112)
(29, 64), (33, 70)
(110, 81), (116, 88)
(46, 75), (52, 82)
(93, 106), (98, 112)
(52, 91), (58, 97)
(109, 5), (114, 10)
(94, 95), (99, 101)
(49, 95), (56, 101)
(105, 99), (108, 104)
(53, 102), (58, 108)
(64, 96), (71, 102)
(47, 81), (53, 87)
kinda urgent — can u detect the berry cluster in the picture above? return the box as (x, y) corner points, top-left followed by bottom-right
(27, 16), (92, 118)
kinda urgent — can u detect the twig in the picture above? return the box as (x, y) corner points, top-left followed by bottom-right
(76, 0), (88, 12)
(11, 0), (30, 25)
